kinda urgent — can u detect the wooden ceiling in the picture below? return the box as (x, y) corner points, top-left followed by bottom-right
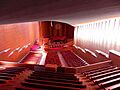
(0, 0), (120, 25)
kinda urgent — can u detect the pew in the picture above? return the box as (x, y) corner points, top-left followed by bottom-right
(72, 46), (86, 61)
(100, 78), (120, 88)
(0, 76), (12, 80)
(28, 76), (82, 84)
(94, 73), (120, 83)
(24, 79), (86, 88)
(0, 73), (16, 77)
(90, 69), (120, 80)
(16, 86), (39, 90)
(83, 66), (114, 75)
(105, 83), (120, 90)
(30, 73), (78, 80)
(0, 79), (6, 84)
(79, 63), (120, 90)
(87, 67), (119, 77)
(21, 82), (84, 90)
(84, 49), (97, 64)
(32, 70), (75, 76)
(45, 51), (61, 66)
(61, 50), (86, 67)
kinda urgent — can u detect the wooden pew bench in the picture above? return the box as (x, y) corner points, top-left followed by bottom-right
(105, 83), (120, 90)
(21, 82), (85, 90)
(99, 78), (120, 88)
(90, 69), (120, 80)
(87, 67), (119, 77)
(30, 73), (78, 80)
(94, 73), (120, 84)
(24, 78), (86, 88)
(83, 66), (114, 75)
(28, 76), (82, 84)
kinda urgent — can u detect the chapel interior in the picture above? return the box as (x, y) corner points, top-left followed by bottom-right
(0, 0), (120, 90)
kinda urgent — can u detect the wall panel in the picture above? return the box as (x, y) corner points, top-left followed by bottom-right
(0, 21), (39, 62)
(39, 21), (74, 39)
(74, 17), (120, 54)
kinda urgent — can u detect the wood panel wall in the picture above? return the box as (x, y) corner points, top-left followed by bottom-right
(0, 22), (39, 62)
(39, 21), (74, 39)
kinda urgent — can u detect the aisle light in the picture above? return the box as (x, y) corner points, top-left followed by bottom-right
(77, 47), (85, 53)
(109, 50), (120, 56)
(18, 48), (23, 52)
(85, 48), (97, 57)
(4, 48), (10, 52)
(15, 47), (20, 51)
(96, 50), (108, 58)
(0, 48), (11, 54)
(39, 51), (47, 65)
(8, 51), (14, 57)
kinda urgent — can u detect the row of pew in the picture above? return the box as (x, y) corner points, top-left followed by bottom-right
(81, 65), (120, 90)
(60, 50), (87, 67)
(17, 69), (86, 90)
(45, 51), (62, 66)
(72, 46), (109, 64)
(0, 66), (27, 89)
(0, 62), (119, 89)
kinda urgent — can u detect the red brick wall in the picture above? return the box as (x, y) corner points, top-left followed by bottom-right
(0, 22), (39, 62)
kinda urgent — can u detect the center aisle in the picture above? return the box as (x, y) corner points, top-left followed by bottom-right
(57, 51), (68, 67)
(39, 51), (47, 65)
